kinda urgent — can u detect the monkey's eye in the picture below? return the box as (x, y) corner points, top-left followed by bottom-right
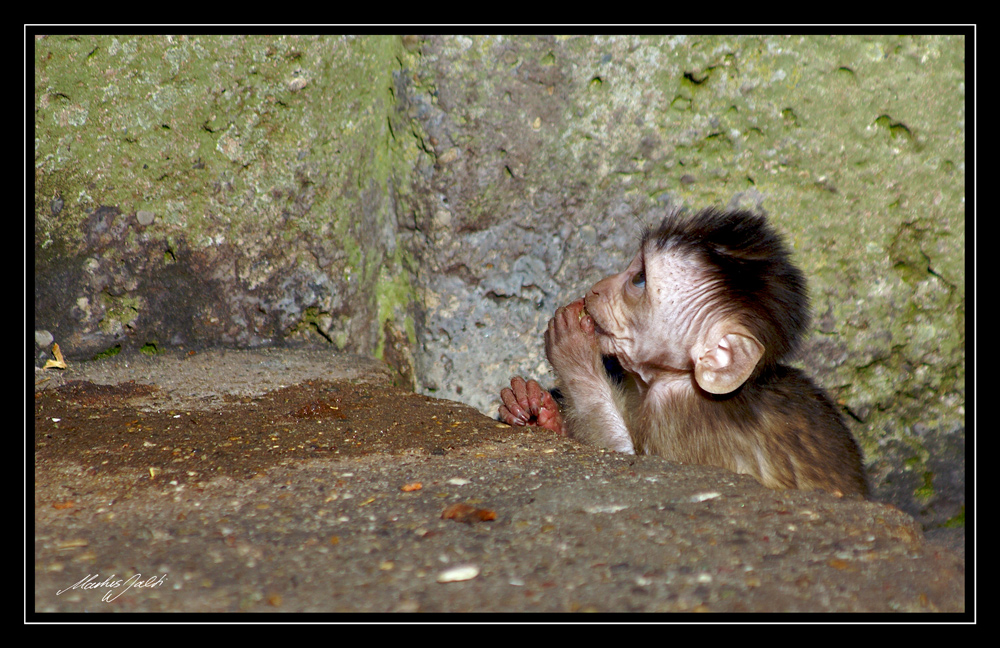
(631, 270), (646, 288)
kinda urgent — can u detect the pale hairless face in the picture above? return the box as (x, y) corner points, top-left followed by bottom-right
(582, 241), (763, 395)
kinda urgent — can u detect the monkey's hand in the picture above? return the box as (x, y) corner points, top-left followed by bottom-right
(498, 376), (567, 435)
(544, 299), (603, 380)
(544, 299), (636, 454)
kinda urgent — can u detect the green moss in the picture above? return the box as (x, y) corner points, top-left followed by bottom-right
(942, 506), (964, 528)
(287, 306), (333, 343)
(92, 344), (122, 360)
(914, 471), (935, 503)
(99, 294), (141, 333)
(874, 114), (914, 142)
(139, 342), (160, 355)
(35, 35), (409, 260)
(373, 248), (418, 359)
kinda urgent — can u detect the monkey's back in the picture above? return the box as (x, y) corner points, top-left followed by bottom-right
(749, 366), (868, 497)
(633, 366), (869, 497)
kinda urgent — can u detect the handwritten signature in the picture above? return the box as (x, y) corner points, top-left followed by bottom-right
(57, 573), (168, 603)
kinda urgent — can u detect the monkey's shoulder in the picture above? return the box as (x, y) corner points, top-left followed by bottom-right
(738, 365), (853, 438)
(753, 365), (842, 410)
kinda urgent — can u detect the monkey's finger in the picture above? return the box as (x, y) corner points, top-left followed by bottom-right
(544, 324), (555, 360)
(569, 302), (589, 325)
(551, 307), (573, 335)
(500, 386), (530, 424)
(509, 376), (533, 412)
(545, 317), (556, 338)
(498, 404), (524, 426)
(565, 299), (585, 317)
(525, 379), (547, 417)
(501, 386), (528, 418)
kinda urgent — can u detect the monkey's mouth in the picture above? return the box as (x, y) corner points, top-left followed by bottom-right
(583, 304), (609, 337)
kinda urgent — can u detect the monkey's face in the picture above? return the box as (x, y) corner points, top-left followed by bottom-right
(585, 242), (764, 393)
(585, 244), (700, 377)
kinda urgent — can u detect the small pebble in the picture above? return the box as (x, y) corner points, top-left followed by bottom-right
(35, 330), (54, 347)
(436, 564), (480, 583)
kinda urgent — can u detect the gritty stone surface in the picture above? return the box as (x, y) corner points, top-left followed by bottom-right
(33, 34), (966, 584)
(32, 350), (965, 614)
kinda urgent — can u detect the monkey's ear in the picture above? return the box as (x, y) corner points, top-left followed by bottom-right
(693, 327), (764, 394)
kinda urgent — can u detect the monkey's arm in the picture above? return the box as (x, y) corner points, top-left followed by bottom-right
(545, 301), (635, 454)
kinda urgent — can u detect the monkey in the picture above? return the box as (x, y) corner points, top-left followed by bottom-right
(499, 208), (868, 497)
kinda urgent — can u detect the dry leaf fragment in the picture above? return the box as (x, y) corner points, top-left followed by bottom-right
(401, 482), (422, 492)
(441, 502), (497, 524)
(43, 343), (67, 370)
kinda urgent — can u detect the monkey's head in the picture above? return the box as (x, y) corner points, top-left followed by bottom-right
(584, 208), (809, 395)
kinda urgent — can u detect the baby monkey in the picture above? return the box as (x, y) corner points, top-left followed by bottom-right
(499, 208), (868, 497)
